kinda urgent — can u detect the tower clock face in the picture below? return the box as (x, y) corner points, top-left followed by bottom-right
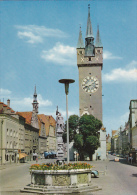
(82, 76), (99, 93)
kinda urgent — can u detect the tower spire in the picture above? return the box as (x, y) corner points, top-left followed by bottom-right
(77, 25), (84, 48)
(85, 4), (94, 56)
(95, 25), (103, 47)
(86, 4), (94, 39)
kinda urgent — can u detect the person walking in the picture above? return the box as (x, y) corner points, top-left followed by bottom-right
(36, 157), (38, 163)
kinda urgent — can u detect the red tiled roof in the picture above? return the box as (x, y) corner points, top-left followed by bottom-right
(0, 102), (15, 114)
(101, 127), (106, 131)
(38, 114), (56, 136)
(38, 114), (50, 136)
(112, 130), (117, 136)
(17, 112), (32, 124)
(45, 115), (56, 126)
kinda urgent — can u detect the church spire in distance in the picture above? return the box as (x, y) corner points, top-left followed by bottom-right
(34, 85), (37, 97)
(77, 25), (84, 48)
(32, 85), (39, 113)
(95, 25), (103, 47)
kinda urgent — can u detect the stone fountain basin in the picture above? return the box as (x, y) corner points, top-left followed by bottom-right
(30, 169), (92, 187)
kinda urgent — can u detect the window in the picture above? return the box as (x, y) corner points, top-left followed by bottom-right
(7, 129), (9, 136)
(10, 142), (12, 148)
(10, 129), (12, 136)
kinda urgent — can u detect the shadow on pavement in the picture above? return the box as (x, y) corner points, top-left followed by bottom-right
(109, 158), (137, 167)
(132, 174), (137, 177)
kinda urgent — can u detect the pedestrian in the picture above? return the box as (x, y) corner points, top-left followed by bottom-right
(36, 157), (38, 163)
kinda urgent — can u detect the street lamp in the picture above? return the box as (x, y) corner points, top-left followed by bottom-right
(59, 79), (75, 164)
(1, 119), (3, 165)
(135, 120), (137, 127)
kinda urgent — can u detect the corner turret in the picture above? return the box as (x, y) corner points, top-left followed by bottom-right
(95, 25), (103, 48)
(77, 26), (84, 49)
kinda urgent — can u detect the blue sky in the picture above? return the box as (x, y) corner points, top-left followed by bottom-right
(0, 1), (137, 135)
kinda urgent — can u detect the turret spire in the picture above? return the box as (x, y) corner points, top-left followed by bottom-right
(95, 25), (103, 47)
(77, 25), (84, 48)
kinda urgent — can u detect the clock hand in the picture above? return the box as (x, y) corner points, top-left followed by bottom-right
(85, 81), (94, 86)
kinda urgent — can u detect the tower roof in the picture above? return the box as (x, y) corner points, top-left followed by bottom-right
(95, 25), (103, 47)
(86, 4), (94, 39)
(34, 85), (37, 96)
(77, 26), (84, 48)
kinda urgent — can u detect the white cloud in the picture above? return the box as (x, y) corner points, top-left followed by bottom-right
(41, 42), (76, 66)
(15, 25), (67, 44)
(103, 51), (122, 60)
(14, 94), (52, 108)
(37, 94), (52, 107)
(126, 60), (137, 69)
(103, 60), (137, 82)
(18, 31), (43, 44)
(0, 88), (11, 97)
(59, 110), (77, 119)
(103, 68), (137, 82)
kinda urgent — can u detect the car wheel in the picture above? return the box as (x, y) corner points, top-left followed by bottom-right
(91, 173), (95, 178)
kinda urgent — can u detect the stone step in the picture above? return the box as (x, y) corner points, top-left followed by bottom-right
(21, 184), (102, 194)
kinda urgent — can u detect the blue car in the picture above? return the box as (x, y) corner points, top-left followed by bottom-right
(91, 170), (99, 178)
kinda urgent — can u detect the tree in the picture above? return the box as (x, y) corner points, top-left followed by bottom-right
(78, 114), (102, 160)
(63, 115), (79, 143)
(63, 114), (102, 160)
(73, 134), (84, 160)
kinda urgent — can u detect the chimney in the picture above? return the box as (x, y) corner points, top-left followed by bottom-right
(7, 99), (10, 107)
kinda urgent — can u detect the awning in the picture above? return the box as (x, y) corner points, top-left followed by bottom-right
(19, 153), (28, 160)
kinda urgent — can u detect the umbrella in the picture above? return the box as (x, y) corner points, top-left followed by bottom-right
(19, 153), (28, 160)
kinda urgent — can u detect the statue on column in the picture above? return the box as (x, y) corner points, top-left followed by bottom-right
(56, 106), (65, 158)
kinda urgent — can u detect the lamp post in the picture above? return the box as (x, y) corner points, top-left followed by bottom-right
(1, 119), (3, 165)
(59, 79), (75, 164)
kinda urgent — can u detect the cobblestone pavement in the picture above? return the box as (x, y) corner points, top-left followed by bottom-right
(0, 156), (137, 195)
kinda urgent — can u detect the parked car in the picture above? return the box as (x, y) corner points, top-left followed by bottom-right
(91, 170), (99, 178)
(115, 157), (119, 162)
